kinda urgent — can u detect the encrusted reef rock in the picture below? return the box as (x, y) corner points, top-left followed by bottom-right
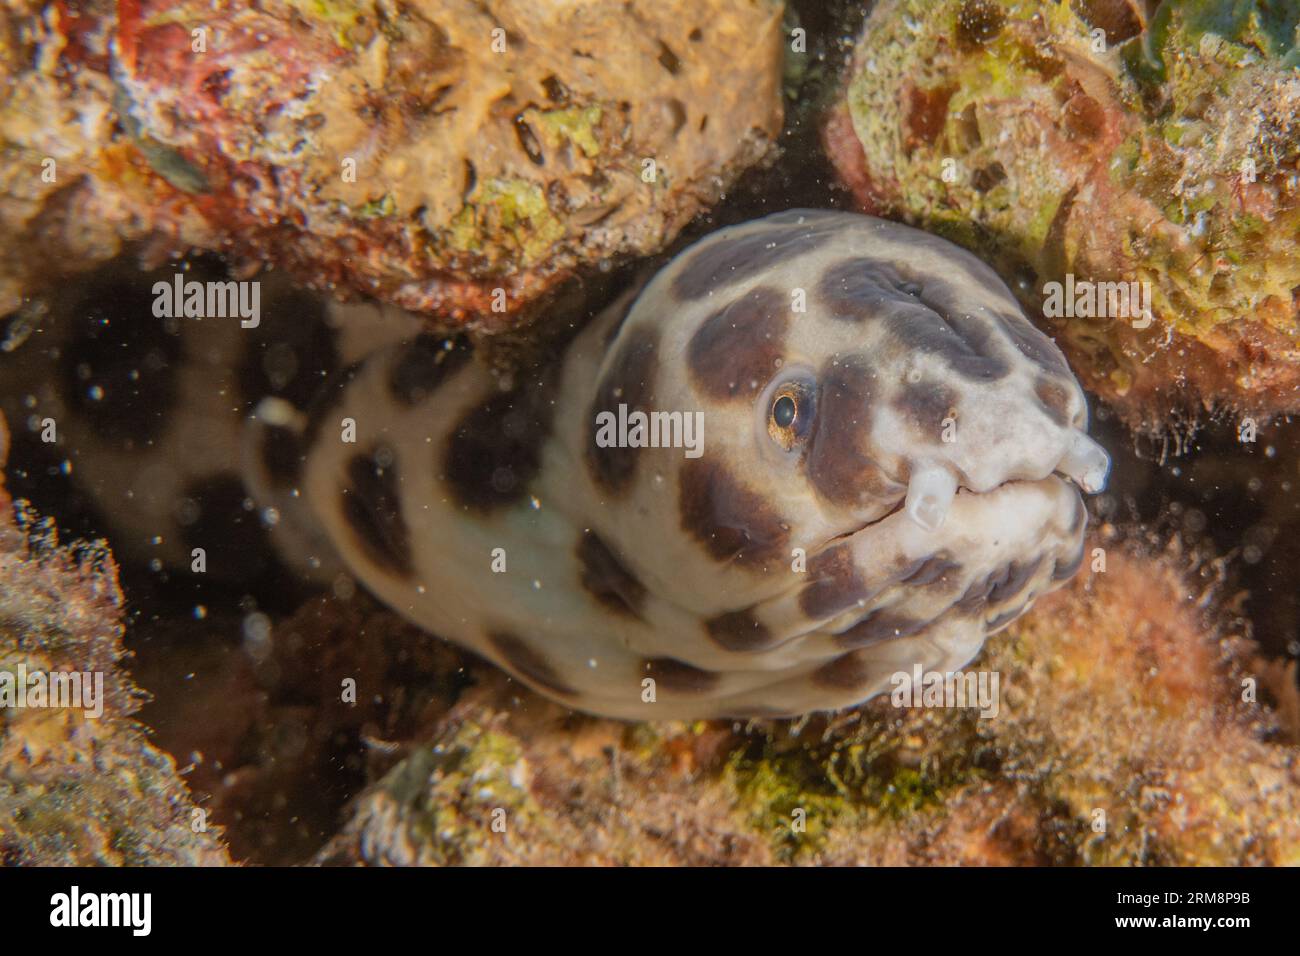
(313, 534), (1300, 866)
(1, 0), (785, 326)
(314, 694), (773, 866)
(0, 0), (189, 321)
(0, 416), (229, 865)
(825, 0), (1300, 431)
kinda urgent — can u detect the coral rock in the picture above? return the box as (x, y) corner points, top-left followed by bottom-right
(0, 415), (229, 866)
(1, 0), (786, 328)
(825, 0), (1300, 430)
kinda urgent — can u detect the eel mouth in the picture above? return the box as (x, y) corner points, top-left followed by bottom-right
(774, 474), (1086, 658)
(827, 497), (905, 544)
(831, 472), (1078, 548)
(827, 430), (1107, 546)
(902, 429), (1110, 533)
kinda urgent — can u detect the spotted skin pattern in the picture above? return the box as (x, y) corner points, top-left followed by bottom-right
(0, 268), (421, 580)
(2, 211), (1106, 720)
(296, 210), (1102, 719)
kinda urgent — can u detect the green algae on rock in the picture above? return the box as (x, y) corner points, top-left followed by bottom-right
(316, 698), (773, 866)
(825, 0), (1300, 431)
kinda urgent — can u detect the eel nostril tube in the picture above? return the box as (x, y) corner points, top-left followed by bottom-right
(905, 463), (957, 532)
(1058, 430), (1111, 494)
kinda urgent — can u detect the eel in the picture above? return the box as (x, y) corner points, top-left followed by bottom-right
(0, 210), (1110, 720)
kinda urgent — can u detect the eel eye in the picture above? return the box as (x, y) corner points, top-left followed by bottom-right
(773, 395), (796, 428)
(767, 381), (814, 452)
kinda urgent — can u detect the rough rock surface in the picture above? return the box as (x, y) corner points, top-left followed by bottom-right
(0, 0), (189, 322)
(825, 0), (1300, 431)
(0, 415), (230, 866)
(1, 0), (785, 327)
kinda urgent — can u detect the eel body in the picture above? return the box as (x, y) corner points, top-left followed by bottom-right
(2, 210), (1110, 720)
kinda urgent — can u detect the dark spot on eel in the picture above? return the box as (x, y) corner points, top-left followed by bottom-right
(1052, 544), (1086, 582)
(341, 446), (412, 577)
(705, 608), (775, 652)
(586, 323), (659, 493)
(301, 358), (365, 455)
(238, 286), (338, 411)
(806, 355), (901, 507)
(1035, 375), (1075, 427)
(885, 302), (1012, 383)
(671, 224), (832, 301)
(678, 458), (789, 569)
(643, 657), (720, 694)
(897, 553), (963, 588)
(687, 285), (787, 401)
(834, 610), (928, 650)
(818, 257), (926, 323)
(998, 311), (1070, 376)
(577, 529), (646, 618)
(894, 379), (958, 437)
(487, 631), (576, 697)
(388, 334), (471, 406)
(446, 367), (559, 512)
(955, 573), (997, 613)
(987, 557), (1043, 605)
(812, 651), (876, 691)
(799, 543), (872, 619)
